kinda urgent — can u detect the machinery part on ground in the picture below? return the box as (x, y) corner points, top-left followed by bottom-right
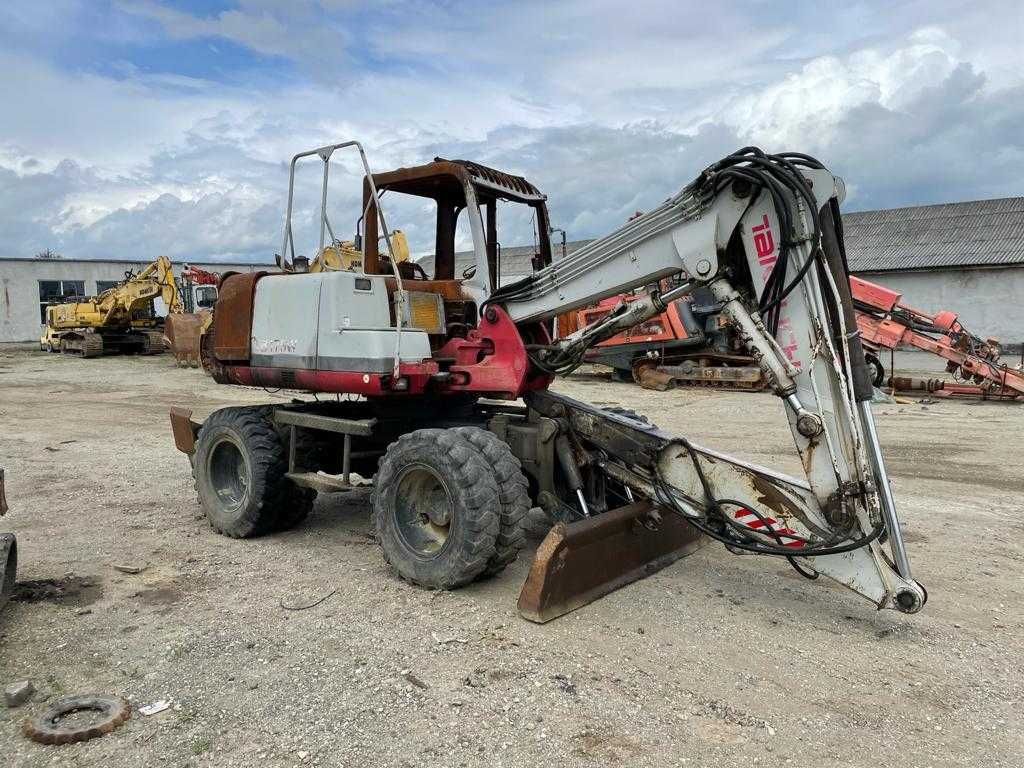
(0, 469), (15, 614)
(169, 143), (926, 622)
(372, 429), (500, 588)
(192, 406), (313, 538)
(453, 426), (530, 576)
(852, 275), (1024, 399)
(40, 256), (182, 359)
(22, 694), (131, 745)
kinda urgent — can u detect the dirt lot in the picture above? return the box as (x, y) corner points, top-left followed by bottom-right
(1, 346), (1021, 767)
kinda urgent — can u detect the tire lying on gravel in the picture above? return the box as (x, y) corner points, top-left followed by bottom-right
(453, 426), (530, 577)
(192, 406), (314, 538)
(372, 428), (500, 589)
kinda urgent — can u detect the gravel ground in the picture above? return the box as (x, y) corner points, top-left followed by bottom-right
(0, 345), (1021, 767)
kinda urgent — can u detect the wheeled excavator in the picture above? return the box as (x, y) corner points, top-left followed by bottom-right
(41, 256), (182, 357)
(169, 142), (926, 622)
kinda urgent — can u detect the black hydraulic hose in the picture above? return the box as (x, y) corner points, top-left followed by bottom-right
(652, 440), (884, 559)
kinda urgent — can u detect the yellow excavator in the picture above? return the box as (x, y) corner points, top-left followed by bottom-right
(40, 256), (182, 358)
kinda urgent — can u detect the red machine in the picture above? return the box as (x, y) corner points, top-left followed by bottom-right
(851, 276), (1024, 399)
(569, 276), (1023, 400)
(182, 264), (219, 286)
(569, 285), (764, 390)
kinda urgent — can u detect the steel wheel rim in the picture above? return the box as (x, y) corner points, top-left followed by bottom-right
(392, 463), (455, 559)
(208, 437), (250, 512)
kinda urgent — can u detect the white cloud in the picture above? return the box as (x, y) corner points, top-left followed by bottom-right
(0, 1), (1022, 262)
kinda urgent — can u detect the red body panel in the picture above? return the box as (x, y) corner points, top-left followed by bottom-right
(215, 306), (552, 400)
(849, 275), (901, 313)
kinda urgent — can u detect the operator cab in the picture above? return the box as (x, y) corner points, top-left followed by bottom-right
(275, 156), (555, 351)
(361, 159), (554, 293)
(211, 147), (557, 396)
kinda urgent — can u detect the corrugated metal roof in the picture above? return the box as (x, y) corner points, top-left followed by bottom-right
(843, 197), (1024, 273)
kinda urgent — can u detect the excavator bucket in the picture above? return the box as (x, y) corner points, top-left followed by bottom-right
(164, 311), (209, 368)
(518, 501), (705, 623)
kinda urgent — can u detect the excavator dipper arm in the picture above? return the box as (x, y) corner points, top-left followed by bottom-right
(496, 149), (925, 614)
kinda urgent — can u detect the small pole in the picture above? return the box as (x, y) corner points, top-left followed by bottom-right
(342, 434), (352, 485)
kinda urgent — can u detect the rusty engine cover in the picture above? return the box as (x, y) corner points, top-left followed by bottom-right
(211, 272), (268, 362)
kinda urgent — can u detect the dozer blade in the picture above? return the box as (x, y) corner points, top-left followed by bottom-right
(518, 501), (705, 623)
(165, 312), (209, 368)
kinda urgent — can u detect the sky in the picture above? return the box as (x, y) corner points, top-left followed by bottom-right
(0, 0), (1022, 263)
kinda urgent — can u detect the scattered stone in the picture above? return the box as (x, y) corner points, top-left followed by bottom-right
(4, 680), (35, 708)
(112, 564), (146, 575)
(139, 699), (172, 716)
(402, 671), (429, 690)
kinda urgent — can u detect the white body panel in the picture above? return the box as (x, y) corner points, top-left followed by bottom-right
(251, 271), (431, 372)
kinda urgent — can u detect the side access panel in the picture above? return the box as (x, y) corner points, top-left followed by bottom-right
(250, 274), (322, 369)
(316, 272), (433, 372)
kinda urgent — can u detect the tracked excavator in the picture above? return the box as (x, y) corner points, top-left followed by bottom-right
(41, 256), (182, 357)
(575, 273), (1024, 399)
(169, 142), (926, 622)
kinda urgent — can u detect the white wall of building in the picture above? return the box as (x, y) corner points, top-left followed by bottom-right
(0, 258), (271, 342)
(854, 266), (1024, 347)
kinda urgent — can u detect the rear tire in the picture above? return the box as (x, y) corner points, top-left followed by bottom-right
(454, 426), (530, 577)
(193, 406), (313, 538)
(372, 429), (499, 589)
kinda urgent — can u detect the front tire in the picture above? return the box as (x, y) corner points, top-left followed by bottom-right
(193, 406), (313, 538)
(454, 427), (530, 577)
(372, 429), (500, 589)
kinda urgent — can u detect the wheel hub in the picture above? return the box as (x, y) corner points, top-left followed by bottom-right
(393, 464), (455, 557)
(208, 438), (249, 511)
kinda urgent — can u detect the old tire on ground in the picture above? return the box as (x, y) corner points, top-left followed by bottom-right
(193, 406), (313, 538)
(23, 694), (130, 745)
(372, 429), (500, 589)
(454, 426), (530, 577)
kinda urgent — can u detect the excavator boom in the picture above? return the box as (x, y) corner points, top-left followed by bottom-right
(496, 149), (924, 614)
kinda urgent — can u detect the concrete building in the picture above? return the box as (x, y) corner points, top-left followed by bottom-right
(0, 257), (271, 343)
(844, 197), (1024, 346)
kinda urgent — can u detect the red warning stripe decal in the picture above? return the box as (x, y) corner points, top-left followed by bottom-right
(734, 507), (804, 548)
